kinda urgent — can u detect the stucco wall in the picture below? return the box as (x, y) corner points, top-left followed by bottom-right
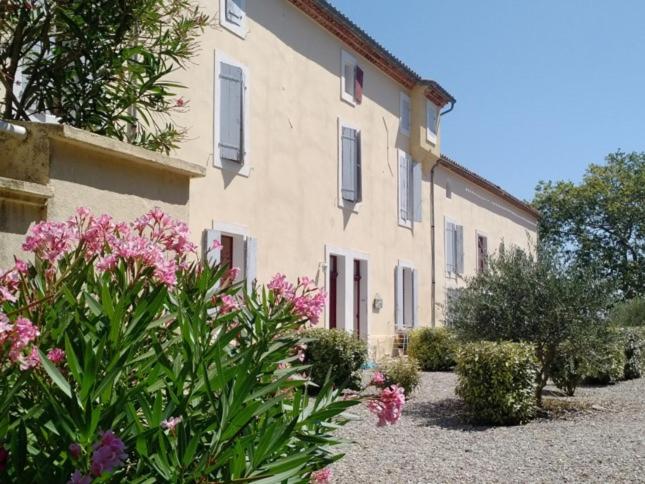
(433, 165), (538, 323)
(171, 0), (434, 357)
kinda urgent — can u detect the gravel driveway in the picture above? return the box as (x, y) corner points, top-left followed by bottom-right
(333, 372), (645, 483)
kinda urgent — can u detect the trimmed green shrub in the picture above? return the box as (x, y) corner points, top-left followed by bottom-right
(303, 328), (368, 390)
(456, 342), (539, 425)
(620, 328), (644, 380)
(408, 327), (457, 371)
(550, 341), (593, 396)
(586, 333), (626, 384)
(378, 357), (421, 396)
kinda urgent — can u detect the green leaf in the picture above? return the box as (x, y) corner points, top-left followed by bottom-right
(38, 348), (72, 398)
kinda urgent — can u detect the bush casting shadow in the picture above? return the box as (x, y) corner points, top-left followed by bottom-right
(404, 398), (494, 431)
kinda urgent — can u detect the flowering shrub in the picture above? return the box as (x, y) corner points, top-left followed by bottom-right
(0, 208), (403, 481)
(377, 357), (421, 396)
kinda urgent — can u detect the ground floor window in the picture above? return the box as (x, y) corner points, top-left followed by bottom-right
(396, 261), (418, 329)
(204, 226), (257, 292)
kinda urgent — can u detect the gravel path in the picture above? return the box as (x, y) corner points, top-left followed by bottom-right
(333, 372), (645, 483)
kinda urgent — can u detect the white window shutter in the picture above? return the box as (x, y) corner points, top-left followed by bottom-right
(399, 152), (409, 220)
(412, 160), (422, 222)
(343, 62), (355, 98)
(226, 0), (245, 26)
(456, 225), (464, 274)
(395, 264), (403, 329)
(401, 95), (411, 134)
(244, 236), (257, 293)
(412, 268), (419, 327)
(355, 130), (362, 202)
(204, 229), (222, 266)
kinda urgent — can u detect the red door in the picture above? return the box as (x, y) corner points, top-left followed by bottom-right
(221, 235), (234, 269)
(329, 255), (338, 329)
(353, 260), (361, 338)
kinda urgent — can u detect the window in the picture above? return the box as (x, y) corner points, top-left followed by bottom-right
(398, 149), (422, 226)
(399, 92), (411, 136)
(204, 226), (257, 292)
(426, 100), (439, 144)
(341, 50), (363, 105)
(395, 261), (418, 328)
(445, 180), (452, 199)
(220, 0), (247, 38)
(445, 220), (464, 275)
(338, 120), (362, 206)
(477, 233), (488, 273)
(214, 53), (250, 176)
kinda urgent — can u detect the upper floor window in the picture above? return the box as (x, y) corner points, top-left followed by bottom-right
(339, 120), (362, 205)
(341, 50), (363, 105)
(399, 92), (411, 136)
(398, 149), (422, 226)
(426, 100), (439, 144)
(214, 53), (250, 176)
(445, 219), (464, 275)
(477, 233), (488, 272)
(220, 0), (247, 38)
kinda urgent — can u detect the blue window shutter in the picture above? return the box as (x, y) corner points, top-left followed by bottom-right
(355, 130), (362, 202)
(427, 102), (438, 136)
(445, 222), (455, 272)
(412, 160), (422, 222)
(456, 225), (464, 274)
(226, 0), (245, 25)
(341, 127), (356, 202)
(399, 152), (409, 220)
(219, 63), (244, 162)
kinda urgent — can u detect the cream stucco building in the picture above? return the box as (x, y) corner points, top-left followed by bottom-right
(0, 0), (538, 359)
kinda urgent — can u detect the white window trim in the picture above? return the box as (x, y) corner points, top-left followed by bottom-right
(340, 49), (357, 106)
(219, 0), (248, 39)
(211, 221), (254, 287)
(444, 216), (460, 278)
(426, 100), (438, 145)
(337, 117), (362, 213)
(397, 149), (412, 229)
(214, 51), (251, 177)
(399, 92), (411, 137)
(324, 244), (370, 338)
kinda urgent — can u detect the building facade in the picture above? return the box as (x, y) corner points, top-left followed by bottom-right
(168, 0), (537, 357)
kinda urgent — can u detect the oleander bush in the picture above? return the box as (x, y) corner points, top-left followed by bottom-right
(407, 327), (457, 371)
(0, 208), (401, 482)
(302, 328), (368, 391)
(455, 341), (539, 425)
(377, 357), (421, 397)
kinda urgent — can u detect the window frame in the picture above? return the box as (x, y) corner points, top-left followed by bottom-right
(214, 51), (251, 177)
(337, 117), (362, 212)
(219, 0), (248, 39)
(398, 149), (412, 228)
(476, 230), (489, 273)
(340, 50), (358, 106)
(444, 217), (464, 276)
(426, 100), (439, 144)
(399, 92), (411, 136)
(395, 259), (418, 329)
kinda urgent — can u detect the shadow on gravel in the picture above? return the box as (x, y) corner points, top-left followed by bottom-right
(404, 398), (494, 432)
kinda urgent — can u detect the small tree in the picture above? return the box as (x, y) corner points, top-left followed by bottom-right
(0, 0), (207, 153)
(449, 246), (610, 404)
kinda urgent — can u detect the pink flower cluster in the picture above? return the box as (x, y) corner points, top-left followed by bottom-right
(0, 259), (27, 303)
(0, 314), (40, 370)
(161, 416), (183, 432)
(311, 467), (332, 483)
(47, 347), (66, 365)
(267, 274), (326, 324)
(367, 385), (406, 426)
(370, 371), (385, 387)
(90, 430), (126, 477)
(21, 207), (196, 287)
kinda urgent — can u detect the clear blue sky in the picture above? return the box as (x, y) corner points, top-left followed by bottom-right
(329, 0), (645, 201)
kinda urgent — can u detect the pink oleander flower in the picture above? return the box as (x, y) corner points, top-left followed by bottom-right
(48, 347), (66, 365)
(294, 343), (307, 362)
(0, 445), (8, 472)
(0, 264), (23, 303)
(218, 294), (239, 314)
(69, 443), (82, 460)
(14, 258), (28, 274)
(311, 467), (332, 484)
(68, 470), (91, 484)
(161, 416), (182, 431)
(22, 219), (78, 265)
(0, 312), (11, 346)
(90, 430), (126, 477)
(222, 266), (241, 285)
(367, 385), (406, 427)
(18, 346), (40, 370)
(268, 274), (326, 324)
(211, 239), (223, 250)
(174, 96), (187, 108)
(370, 371), (386, 387)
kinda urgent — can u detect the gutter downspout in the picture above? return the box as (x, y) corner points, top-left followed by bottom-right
(0, 120), (27, 139)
